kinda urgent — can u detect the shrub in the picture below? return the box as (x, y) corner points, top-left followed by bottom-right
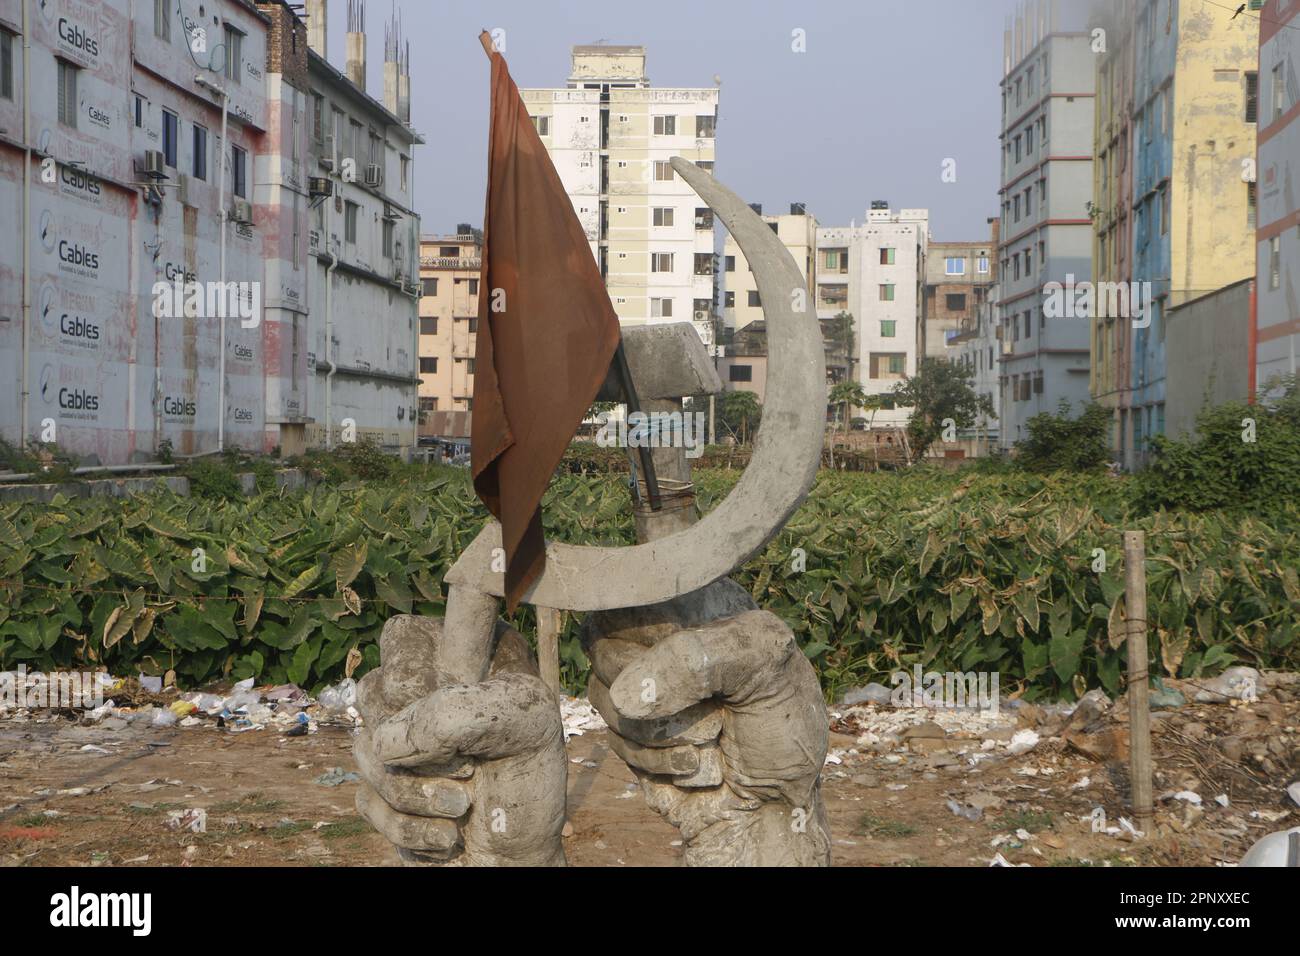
(1015, 401), (1112, 473)
(1136, 399), (1300, 513)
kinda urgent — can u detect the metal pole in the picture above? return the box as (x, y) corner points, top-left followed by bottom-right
(612, 339), (660, 510)
(1124, 530), (1153, 835)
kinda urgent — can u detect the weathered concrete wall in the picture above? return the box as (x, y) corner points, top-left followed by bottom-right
(1164, 278), (1252, 440)
(0, 467), (309, 504)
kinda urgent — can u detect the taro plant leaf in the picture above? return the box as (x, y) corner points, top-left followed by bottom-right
(375, 574), (413, 615)
(332, 539), (368, 591)
(1049, 628), (1087, 683)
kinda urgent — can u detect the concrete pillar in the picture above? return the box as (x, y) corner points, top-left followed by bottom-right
(383, 60), (399, 116)
(306, 0), (328, 58)
(346, 32), (365, 90)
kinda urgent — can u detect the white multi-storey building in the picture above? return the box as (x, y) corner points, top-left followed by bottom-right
(522, 45), (718, 346)
(722, 204), (816, 332)
(815, 206), (929, 429)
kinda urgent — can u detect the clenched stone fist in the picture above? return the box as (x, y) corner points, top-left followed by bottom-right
(582, 580), (831, 866)
(353, 614), (567, 866)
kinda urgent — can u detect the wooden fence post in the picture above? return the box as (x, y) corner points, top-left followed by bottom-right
(1123, 530), (1154, 835)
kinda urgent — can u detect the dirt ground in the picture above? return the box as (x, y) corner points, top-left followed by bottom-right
(1, 678), (1296, 867)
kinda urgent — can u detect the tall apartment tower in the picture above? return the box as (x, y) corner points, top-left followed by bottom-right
(996, 0), (1095, 452)
(1089, 0), (1259, 468)
(521, 46), (719, 346)
(815, 205), (930, 431)
(1255, 0), (1299, 396)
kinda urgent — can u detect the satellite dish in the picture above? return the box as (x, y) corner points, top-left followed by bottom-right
(712, 74), (722, 86)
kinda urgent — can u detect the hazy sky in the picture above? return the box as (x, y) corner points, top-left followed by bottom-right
(323, 0), (1019, 240)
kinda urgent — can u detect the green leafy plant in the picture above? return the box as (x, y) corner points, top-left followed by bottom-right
(1015, 401), (1112, 474)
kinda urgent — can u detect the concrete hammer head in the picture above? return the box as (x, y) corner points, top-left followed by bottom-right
(596, 322), (722, 403)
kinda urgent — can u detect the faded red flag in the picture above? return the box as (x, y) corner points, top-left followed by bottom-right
(471, 32), (622, 611)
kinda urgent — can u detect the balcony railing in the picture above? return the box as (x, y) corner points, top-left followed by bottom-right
(420, 256), (481, 270)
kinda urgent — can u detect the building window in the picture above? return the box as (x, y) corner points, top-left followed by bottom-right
(0, 28), (14, 101)
(650, 252), (673, 273)
(154, 0), (171, 41)
(344, 201), (358, 243)
(946, 293), (967, 312)
(729, 364), (753, 383)
(419, 397), (437, 412)
(879, 283), (895, 301)
(1271, 63), (1284, 121)
(231, 144), (247, 197)
(57, 60), (80, 128)
(653, 207), (674, 227)
(695, 114), (715, 138)
(888, 355), (905, 375)
(421, 278), (438, 296)
(880, 320), (896, 337)
(653, 114), (676, 135)
(724, 255), (735, 272)
(420, 357), (438, 373)
(161, 108), (178, 165)
(1244, 71), (1258, 123)
(651, 297), (673, 318)
(747, 290), (761, 308)
(531, 115), (549, 136)
(1247, 181), (1257, 230)
(312, 93), (325, 141)
(420, 317), (437, 335)
(653, 161), (674, 181)
(224, 25), (243, 85)
(1270, 237), (1281, 289)
(1160, 187), (1169, 235)
(191, 125), (208, 180)
(400, 155), (409, 191)
(724, 291), (735, 308)
(695, 160), (713, 172)
(977, 256), (989, 274)
(879, 247), (895, 265)
(383, 219), (394, 257)
(945, 257), (966, 275)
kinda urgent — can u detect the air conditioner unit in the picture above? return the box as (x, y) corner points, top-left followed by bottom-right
(308, 176), (333, 198)
(143, 150), (166, 179)
(693, 310), (709, 322)
(364, 163), (383, 187)
(319, 135), (335, 170)
(230, 198), (254, 225)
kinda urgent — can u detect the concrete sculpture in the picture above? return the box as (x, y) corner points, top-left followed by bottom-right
(355, 159), (830, 865)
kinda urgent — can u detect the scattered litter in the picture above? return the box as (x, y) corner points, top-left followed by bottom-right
(1287, 781), (1300, 807)
(560, 696), (607, 740)
(946, 799), (983, 822)
(164, 808), (207, 833)
(1193, 666), (1264, 704)
(79, 744), (110, 754)
(139, 675), (163, 694)
(1215, 794), (1231, 808)
(313, 767), (359, 787)
(1006, 729), (1040, 755)
(318, 679), (357, 715)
